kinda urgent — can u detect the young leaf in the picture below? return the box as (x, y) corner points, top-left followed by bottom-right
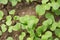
(53, 9), (60, 15)
(0, 0), (8, 4)
(27, 37), (33, 40)
(13, 23), (20, 31)
(36, 26), (43, 37)
(9, 9), (15, 15)
(6, 20), (12, 26)
(51, 2), (60, 10)
(17, 0), (21, 2)
(41, 31), (52, 40)
(6, 37), (13, 40)
(55, 29), (60, 38)
(0, 30), (2, 36)
(8, 26), (13, 33)
(50, 22), (58, 31)
(45, 12), (55, 22)
(13, 16), (20, 20)
(42, 19), (52, 26)
(54, 38), (59, 40)
(42, 0), (49, 4)
(6, 15), (12, 26)
(0, 10), (4, 20)
(1, 24), (7, 32)
(19, 32), (26, 40)
(36, 5), (45, 15)
(9, 0), (17, 6)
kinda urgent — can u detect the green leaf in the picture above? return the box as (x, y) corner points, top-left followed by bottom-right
(36, 5), (45, 15)
(26, 0), (30, 3)
(50, 22), (58, 31)
(42, 0), (49, 4)
(6, 20), (12, 26)
(36, 26), (42, 37)
(51, 2), (60, 10)
(42, 19), (52, 26)
(9, 0), (17, 6)
(9, 10), (15, 15)
(6, 37), (13, 40)
(17, 0), (21, 2)
(6, 15), (12, 26)
(54, 38), (59, 40)
(34, 36), (41, 40)
(45, 12), (55, 22)
(0, 30), (2, 36)
(8, 26), (13, 33)
(6, 15), (12, 21)
(45, 3), (51, 10)
(0, 0), (8, 4)
(13, 16), (20, 20)
(53, 9), (60, 15)
(19, 32), (26, 40)
(27, 37), (33, 40)
(55, 29), (60, 38)
(0, 10), (4, 20)
(13, 23), (20, 31)
(1, 24), (7, 32)
(41, 31), (52, 40)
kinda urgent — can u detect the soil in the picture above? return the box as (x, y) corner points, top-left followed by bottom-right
(0, 1), (60, 40)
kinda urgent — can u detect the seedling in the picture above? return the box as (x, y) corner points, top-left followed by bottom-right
(55, 29), (60, 38)
(0, 30), (2, 36)
(6, 37), (13, 40)
(0, 10), (4, 20)
(19, 32), (26, 40)
(1, 24), (7, 32)
(12, 23), (20, 31)
(41, 31), (52, 40)
(6, 15), (12, 26)
(0, 0), (8, 4)
(9, 9), (15, 15)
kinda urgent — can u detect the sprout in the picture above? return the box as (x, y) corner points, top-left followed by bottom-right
(54, 38), (59, 40)
(13, 16), (20, 20)
(6, 37), (13, 40)
(36, 26), (42, 37)
(0, 0), (8, 4)
(0, 10), (4, 20)
(41, 31), (52, 40)
(0, 30), (2, 36)
(9, 0), (18, 6)
(1, 24), (7, 32)
(45, 12), (55, 22)
(50, 22), (58, 31)
(51, 2), (60, 10)
(6, 15), (12, 26)
(55, 29), (60, 38)
(8, 26), (13, 33)
(27, 37), (33, 40)
(13, 23), (20, 31)
(19, 32), (26, 40)
(9, 9), (15, 15)
(36, 5), (45, 15)
(42, 0), (49, 4)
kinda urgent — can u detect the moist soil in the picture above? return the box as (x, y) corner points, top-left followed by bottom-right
(0, 1), (60, 40)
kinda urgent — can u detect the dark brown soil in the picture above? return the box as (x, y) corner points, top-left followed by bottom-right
(0, 1), (60, 40)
